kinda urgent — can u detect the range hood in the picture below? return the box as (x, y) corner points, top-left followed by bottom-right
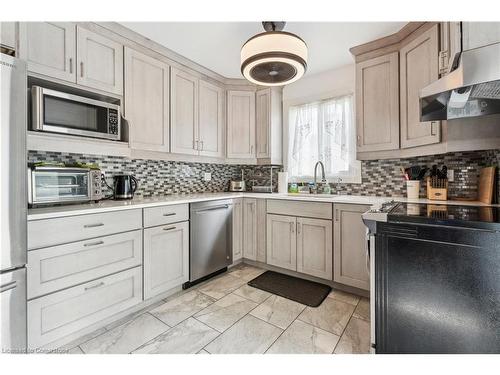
(420, 42), (500, 121)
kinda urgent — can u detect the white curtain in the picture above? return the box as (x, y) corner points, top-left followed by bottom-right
(288, 95), (357, 180)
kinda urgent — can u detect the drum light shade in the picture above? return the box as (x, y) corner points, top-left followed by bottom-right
(241, 30), (308, 86)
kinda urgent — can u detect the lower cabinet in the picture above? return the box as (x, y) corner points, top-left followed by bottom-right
(232, 198), (243, 262)
(242, 198), (257, 261)
(266, 214), (297, 271)
(28, 266), (142, 348)
(297, 217), (333, 280)
(333, 204), (370, 290)
(143, 221), (189, 299)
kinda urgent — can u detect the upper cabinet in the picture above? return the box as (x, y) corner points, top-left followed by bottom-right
(18, 22), (76, 82)
(18, 22), (123, 96)
(227, 90), (256, 159)
(256, 88), (283, 164)
(399, 25), (440, 148)
(462, 22), (500, 51)
(355, 52), (400, 153)
(76, 26), (123, 95)
(1, 22), (17, 51)
(170, 68), (225, 158)
(124, 47), (170, 153)
(171, 68), (199, 155)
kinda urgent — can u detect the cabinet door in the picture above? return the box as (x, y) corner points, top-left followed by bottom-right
(400, 25), (440, 149)
(199, 79), (224, 158)
(76, 26), (123, 95)
(227, 90), (256, 158)
(297, 217), (332, 280)
(1, 22), (17, 50)
(333, 204), (370, 290)
(256, 89), (270, 158)
(266, 214), (296, 271)
(243, 198), (257, 261)
(462, 22), (500, 51)
(355, 52), (399, 152)
(232, 198), (243, 262)
(18, 22), (76, 82)
(124, 48), (170, 152)
(171, 68), (199, 155)
(143, 221), (189, 299)
(256, 199), (267, 263)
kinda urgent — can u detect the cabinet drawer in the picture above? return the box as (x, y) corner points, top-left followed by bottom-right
(28, 230), (143, 299)
(28, 266), (142, 349)
(267, 199), (332, 220)
(143, 204), (189, 228)
(28, 209), (143, 250)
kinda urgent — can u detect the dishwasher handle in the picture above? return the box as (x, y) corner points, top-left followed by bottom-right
(193, 204), (230, 213)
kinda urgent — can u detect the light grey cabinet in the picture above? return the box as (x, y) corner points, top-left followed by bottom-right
(333, 203), (370, 290)
(296, 217), (332, 280)
(170, 67), (199, 155)
(199, 79), (224, 158)
(266, 214), (297, 271)
(400, 24), (440, 148)
(462, 22), (500, 51)
(227, 90), (256, 159)
(256, 88), (282, 163)
(355, 52), (400, 153)
(0, 22), (16, 50)
(232, 198), (243, 262)
(143, 221), (189, 299)
(124, 47), (170, 152)
(76, 26), (123, 95)
(256, 199), (267, 263)
(242, 198), (257, 261)
(18, 22), (76, 82)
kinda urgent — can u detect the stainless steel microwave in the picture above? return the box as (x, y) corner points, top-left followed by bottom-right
(28, 166), (103, 206)
(31, 86), (121, 141)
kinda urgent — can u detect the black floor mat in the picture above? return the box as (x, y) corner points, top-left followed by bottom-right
(247, 271), (332, 307)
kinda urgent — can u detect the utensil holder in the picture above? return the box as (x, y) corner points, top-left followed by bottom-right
(426, 177), (448, 201)
(406, 180), (420, 199)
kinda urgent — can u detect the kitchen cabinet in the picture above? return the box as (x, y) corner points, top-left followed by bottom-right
(333, 203), (370, 290)
(400, 25), (440, 148)
(256, 199), (267, 263)
(296, 217), (332, 280)
(232, 198), (243, 262)
(355, 52), (400, 152)
(266, 214), (297, 271)
(256, 88), (282, 163)
(18, 22), (76, 82)
(76, 26), (123, 95)
(18, 23), (123, 95)
(462, 22), (500, 51)
(0, 22), (16, 51)
(143, 221), (189, 299)
(227, 90), (256, 159)
(199, 79), (224, 158)
(170, 68), (199, 155)
(242, 198), (257, 261)
(124, 47), (170, 153)
(439, 22), (462, 75)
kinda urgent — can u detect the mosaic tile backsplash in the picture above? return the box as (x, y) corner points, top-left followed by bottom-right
(28, 149), (499, 201)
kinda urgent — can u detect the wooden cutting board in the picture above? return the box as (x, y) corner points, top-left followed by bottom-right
(477, 166), (496, 204)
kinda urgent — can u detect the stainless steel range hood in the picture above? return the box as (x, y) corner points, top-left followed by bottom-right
(420, 42), (500, 121)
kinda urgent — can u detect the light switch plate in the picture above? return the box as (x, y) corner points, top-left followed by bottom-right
(447, 169), (454, 182)
(203, 172), (212, 182)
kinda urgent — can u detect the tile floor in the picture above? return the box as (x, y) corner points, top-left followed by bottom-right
(59, 264), (371, 354)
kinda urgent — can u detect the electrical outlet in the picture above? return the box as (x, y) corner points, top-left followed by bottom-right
(203, 172), (211, 182)
(447, 169), (454, 182)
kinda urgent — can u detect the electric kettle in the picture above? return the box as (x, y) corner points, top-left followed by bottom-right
(113, 174), (138, 199)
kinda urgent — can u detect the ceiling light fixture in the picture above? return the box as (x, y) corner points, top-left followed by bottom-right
(241, 22), (308, 86)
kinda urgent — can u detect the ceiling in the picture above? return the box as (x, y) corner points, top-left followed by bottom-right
(120, 22), (407, 79)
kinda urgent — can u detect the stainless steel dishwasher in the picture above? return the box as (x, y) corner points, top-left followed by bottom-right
(185, 199), (233, 288)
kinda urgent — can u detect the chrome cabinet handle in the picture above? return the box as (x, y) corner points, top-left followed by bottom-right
(297, 223), (301, 234)
(162, 212), (176, 217)
(84, 282), (104, 291)
(0, 281), (17, 293)
(194, 140), (199, 150)
(290, 222), (294, 233)
(84, 240), (104, 247)
(200, 141), (204, 151)
(335, 209), (339, 221)
(84, 223), (104, 228)
(251, 145), (254, 154)
(69, 58), (73, 74)
(163, 226), (176, 231)
(80, 62), (84, 77)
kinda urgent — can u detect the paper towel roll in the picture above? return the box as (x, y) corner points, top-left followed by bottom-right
(278, 172), (288, 194)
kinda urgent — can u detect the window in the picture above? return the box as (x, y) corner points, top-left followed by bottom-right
(287, 94), (361, 183)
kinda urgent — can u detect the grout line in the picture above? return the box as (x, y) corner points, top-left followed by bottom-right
(331, 299), (360, 354)
(262, 305), (307, 354)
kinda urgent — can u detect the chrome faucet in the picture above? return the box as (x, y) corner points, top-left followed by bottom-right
(312, 161), (327, 194)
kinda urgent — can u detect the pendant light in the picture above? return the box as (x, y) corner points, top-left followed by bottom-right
(241, 22), (308, 86)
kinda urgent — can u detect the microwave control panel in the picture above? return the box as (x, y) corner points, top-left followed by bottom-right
(108, 108), (119, 135)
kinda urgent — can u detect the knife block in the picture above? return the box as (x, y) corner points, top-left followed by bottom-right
(426, 177), (448, 201)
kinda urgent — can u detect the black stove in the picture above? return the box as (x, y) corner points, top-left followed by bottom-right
(388, 202), (500, 230)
